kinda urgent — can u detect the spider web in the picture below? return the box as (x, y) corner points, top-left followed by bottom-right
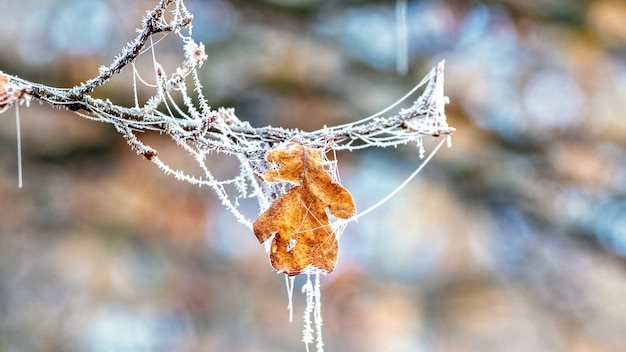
(2, 0), (452, 229)
(5, 0), (451, 231)
(64, 8), (450, 234)
(131, 52), (449, 228)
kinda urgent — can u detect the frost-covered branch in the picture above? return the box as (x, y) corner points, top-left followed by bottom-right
(0, 0), (453, 226)
(6, 62), (453, 152)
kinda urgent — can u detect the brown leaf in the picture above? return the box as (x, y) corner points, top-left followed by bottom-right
(253, 141), (356, 276)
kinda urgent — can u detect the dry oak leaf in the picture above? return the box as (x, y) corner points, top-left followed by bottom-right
(253, 142), (356, 276)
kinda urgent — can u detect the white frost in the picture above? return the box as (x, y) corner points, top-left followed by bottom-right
(301, 269), (324, 352)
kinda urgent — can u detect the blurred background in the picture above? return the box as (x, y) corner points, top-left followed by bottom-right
(1, 0), (626, 351)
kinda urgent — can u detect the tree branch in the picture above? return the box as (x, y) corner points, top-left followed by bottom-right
(1, 0), (453, 194)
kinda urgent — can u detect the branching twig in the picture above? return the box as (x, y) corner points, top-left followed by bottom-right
(0, 0), (453, 225)
(73, 0), (189, 97)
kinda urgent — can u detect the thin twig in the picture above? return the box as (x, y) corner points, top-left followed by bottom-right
(71, 0), (190, 98)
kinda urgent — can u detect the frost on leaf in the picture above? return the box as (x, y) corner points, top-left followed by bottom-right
(253, 141), (356, 276)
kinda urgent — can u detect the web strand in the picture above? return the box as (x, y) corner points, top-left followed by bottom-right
(15, 105), (22, 188)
